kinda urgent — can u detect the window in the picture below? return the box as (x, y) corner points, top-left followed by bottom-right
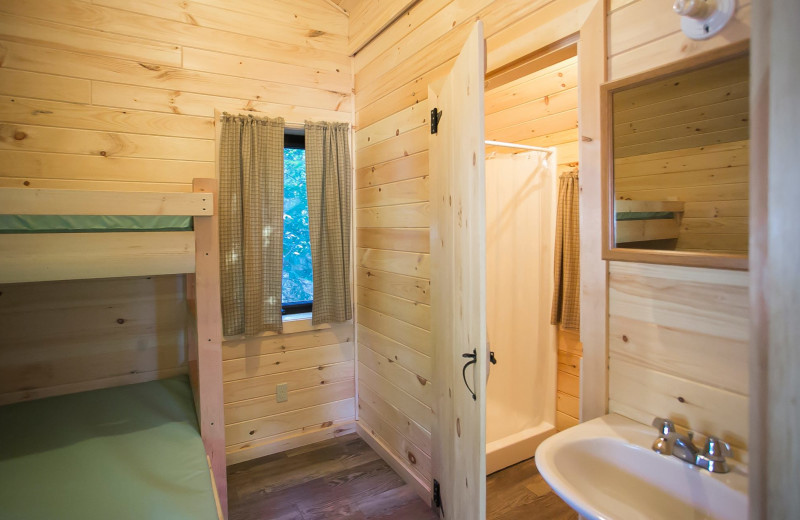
(282, 133), (313, 315)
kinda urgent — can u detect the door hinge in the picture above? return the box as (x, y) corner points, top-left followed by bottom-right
(431, 108), (442, 134)
(433, 479), (444, 516)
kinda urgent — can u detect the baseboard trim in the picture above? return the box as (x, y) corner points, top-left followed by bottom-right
(356, 420), (432, 504)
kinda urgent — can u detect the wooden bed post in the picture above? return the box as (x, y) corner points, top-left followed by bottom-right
(191, 178), (227, 518)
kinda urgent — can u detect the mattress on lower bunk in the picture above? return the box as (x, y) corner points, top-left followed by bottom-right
(0, 376), (218, 520)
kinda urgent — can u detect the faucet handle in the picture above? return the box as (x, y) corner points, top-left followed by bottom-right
(704, 436), (732, 459)
(651, 417), (676, 436)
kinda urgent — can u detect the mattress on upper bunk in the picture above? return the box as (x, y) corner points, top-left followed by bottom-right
(0, 375), (218, 520)
(0, 215), (193, 233)
(615, 211), (675, 220)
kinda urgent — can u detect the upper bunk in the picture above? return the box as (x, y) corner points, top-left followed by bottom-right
(614, 199), (685, 245)
(0, 185), (214, 283)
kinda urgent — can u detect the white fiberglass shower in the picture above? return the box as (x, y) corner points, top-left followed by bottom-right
(485, 149), (558, 474)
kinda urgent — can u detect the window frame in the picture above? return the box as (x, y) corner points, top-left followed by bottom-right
(281, 132), (313, 316)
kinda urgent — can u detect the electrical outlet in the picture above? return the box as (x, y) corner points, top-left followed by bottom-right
(276, 383), (288, 403)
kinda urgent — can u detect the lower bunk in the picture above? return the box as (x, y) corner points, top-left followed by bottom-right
(0, 375), (221, 520)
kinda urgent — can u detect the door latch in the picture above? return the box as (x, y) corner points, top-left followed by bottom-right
(462, 349), (496, 401)
(462, 350), (477, 400)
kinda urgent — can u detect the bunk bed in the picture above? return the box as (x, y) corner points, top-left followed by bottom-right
(0, 179), (226, 520)
(614, 199), (685, 245)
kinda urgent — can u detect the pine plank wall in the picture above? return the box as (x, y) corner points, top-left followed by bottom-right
(0, 0), (355, 465)
(606, 0), (751, 462)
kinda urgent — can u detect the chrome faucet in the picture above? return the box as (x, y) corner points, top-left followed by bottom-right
(651, 417), (732, 474)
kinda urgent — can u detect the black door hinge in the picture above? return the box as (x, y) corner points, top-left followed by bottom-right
(433, 479), (444, 516)
(431, 108), (442, 134)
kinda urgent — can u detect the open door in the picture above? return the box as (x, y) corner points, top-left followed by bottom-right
(428, 21), (487, 520)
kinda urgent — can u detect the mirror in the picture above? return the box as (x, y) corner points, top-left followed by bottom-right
(602, 45), (749, 270)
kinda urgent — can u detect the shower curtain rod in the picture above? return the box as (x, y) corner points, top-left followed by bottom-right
(485, 140), (554, 155)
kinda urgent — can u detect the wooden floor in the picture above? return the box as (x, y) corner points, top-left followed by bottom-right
(227, 433), (438, 520)
(487, 458), (577, 520)
(228, 432), (575, 520)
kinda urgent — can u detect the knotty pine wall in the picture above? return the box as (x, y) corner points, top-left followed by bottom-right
(485, 55), (578, 161)
(223, 321), (356, 465)
(556, 330), (581, 430)
(0, 0), (355, 464)
(606, 0), (751, 459)
(353, 0), (595, 493)
(0, 276), (189, 405)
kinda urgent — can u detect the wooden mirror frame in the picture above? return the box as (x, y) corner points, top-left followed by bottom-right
(601, 40), (750, 271)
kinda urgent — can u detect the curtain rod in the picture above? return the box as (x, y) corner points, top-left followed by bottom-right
(218, 112), (305, 129)
(485, 140), (554, 154)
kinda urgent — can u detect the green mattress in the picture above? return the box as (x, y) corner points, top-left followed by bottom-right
(0, 376), (218, 520)
(615, 211), (675, 221)
(0, 215), (193, 233)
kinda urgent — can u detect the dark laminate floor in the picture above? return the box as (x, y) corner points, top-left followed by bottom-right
(227, 433), (438, 520)
(228, 433), (575, 520)
(487, 457), (577, 520)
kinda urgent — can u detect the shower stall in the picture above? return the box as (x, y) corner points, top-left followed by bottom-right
(484, 148), (558, 474)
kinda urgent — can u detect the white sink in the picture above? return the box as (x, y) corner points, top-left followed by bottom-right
(534, 414), (748, 520)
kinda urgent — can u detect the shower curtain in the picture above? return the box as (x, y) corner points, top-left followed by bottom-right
(550, 170), (580, 331)
(485, 152), (557, 447)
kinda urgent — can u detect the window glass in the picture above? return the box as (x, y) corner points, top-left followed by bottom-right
(282, 145), (313, 310)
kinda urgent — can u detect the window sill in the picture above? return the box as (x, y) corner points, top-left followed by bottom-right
(222, 312), (324, 342)
(282, 312), (323, 334)
(283, 311), (312, 324)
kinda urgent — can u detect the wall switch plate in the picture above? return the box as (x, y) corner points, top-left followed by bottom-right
(276, 383), (288, 403)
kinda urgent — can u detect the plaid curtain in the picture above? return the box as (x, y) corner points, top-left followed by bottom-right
(551, 170), (580, 330)
(305, 121), (352, 325)
(219, 114), (284, 336)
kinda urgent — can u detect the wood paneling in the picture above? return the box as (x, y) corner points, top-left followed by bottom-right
(0, 0), (350, 193)
(353, 0), (596, 498)
(485, 56), (579, 164)
(221, 320), (355, 462)
(607, 0), (751, 80)
(345, 0), (418, 55)
(0, 276), (189, 405)
(556, 329), (582, 429)
(608, 262), (749, 459)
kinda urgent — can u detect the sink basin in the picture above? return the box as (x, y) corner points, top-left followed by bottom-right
(534, 414), (748, 520)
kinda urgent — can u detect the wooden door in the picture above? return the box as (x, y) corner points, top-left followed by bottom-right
(428, 21), (487, 520)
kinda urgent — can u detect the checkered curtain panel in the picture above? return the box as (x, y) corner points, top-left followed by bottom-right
(305, 121), (353, 325)
(219, 114), (285, 336)
(551, 170), (581, 331)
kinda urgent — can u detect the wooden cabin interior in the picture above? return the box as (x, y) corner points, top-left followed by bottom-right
(0, 0), (798, 519)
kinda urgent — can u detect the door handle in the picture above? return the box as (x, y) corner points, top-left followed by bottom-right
(462, 350), (477, 401)
(462, 349), (497, 400)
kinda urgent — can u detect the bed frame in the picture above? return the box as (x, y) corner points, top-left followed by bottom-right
(615, 199), (685, 244)
(0, 178), (227, 518)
